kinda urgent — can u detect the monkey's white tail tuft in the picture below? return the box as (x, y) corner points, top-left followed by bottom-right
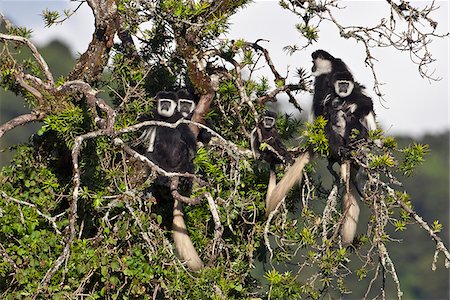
(340, 189), (360, 244)
(172, 200), (204, 271)
(266, 151), (311, 216)
(265, 169), (277, 211)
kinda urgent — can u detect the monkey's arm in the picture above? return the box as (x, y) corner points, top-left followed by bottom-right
(265, 129), (292, 164)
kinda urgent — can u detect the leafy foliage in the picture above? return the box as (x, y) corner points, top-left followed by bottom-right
(0, 0), (448, 299)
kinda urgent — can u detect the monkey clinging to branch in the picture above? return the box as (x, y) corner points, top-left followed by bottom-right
(251, 111), (292, 213)
(267, 50), (377, 244)
(140, 91), (203, 270)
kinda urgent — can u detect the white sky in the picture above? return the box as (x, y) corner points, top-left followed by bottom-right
(0, 0), (448, 137)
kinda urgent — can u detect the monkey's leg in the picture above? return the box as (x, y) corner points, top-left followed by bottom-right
(340, 161), (360, 244)
(170, 176), (204, 271)
(265, 167), (277, 212)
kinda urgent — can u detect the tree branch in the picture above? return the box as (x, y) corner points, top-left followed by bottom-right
(0, 111), (46, 139)
(0, 33), (54, 84)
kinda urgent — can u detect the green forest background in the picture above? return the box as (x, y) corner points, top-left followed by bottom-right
(0, 40), (448, 299)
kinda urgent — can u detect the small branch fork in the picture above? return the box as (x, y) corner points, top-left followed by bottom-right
(241, 39), (307, 112)
(281, 0), (448, 98)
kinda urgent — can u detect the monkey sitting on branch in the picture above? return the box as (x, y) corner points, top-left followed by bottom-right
(266, 50), (378, 244)
(251, 111), (292, 213)
(139, 90), (203, 271)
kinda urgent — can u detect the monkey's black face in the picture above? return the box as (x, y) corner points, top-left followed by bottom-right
(263, 116), (276, 129)
(178, 99), (195, 118)
(334, 80), (354, 98)
(157, 98), (177, 118)
(338, 82), (349, 93)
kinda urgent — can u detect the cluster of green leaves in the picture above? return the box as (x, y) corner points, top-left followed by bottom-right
(37, 106), (86, 147)
(0, 145), (66, 297)
(302, 116), (329, 156)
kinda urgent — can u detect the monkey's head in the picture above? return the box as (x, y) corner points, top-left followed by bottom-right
(262, 111), (277, 129)
(156, 91), (178, 118)
(311, 50), (351, 79)
(332, 72), (354, 98)
(176, 89), (196, 118)
(311, 50), (334, 76)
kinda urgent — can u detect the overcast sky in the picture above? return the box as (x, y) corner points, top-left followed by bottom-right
(0, 0), (448, 137)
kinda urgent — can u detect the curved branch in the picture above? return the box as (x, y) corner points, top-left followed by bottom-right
(68, 0), (118, 83)
(0, 111), (46, 139)
(0, 33), (54, 84)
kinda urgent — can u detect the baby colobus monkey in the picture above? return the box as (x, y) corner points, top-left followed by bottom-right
(251, 111), (292, 213)
(140, 91), (203, 271)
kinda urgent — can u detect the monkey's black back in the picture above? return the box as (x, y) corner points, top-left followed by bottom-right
(146, 124), (196, 173)
(258, 125), (291, 166)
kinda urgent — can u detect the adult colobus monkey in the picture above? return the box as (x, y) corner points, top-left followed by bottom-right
(140, 91), (203, 270)
(267, 50), (377, 244)
(251, 111), (292, 212)
(177, 88), (212, 144)
(176, 89), (196, 119)
(313, 50), (376, 244)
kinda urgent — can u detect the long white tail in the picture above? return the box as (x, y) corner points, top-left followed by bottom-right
(265, 169), (277, 211)
(340, 186), (360, 244)
(340, 162), (360, 244)
(266, 151), (311, 215)
(172, 200), (204, 271)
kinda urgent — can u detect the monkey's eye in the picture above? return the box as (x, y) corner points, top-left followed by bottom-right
(263, 116), (276, 129)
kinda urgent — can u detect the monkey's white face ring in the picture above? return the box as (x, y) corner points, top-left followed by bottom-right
(157, 98), (177, 117)
(334, 80), (354, 98)
(178, 99), (196, 118)
(311, 57), (332, 76)
(263, 116), (276, 129)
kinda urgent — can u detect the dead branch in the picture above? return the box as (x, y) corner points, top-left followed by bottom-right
(1, 191), (62, 234)
(0, 33), (54, 83)
(113, 137), (208, 186)
(34, 129), (109, 298)
(0, 111), (46, 139)
(281, 0), (449, 97)
(243, 39), (305, 112)
(395, 192), (450, 266)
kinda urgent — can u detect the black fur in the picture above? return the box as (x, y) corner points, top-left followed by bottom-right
(311, 50), (350, 118)
(311, 50), (375, 160)
(142, 91), (197, 204)
(252, 111), (292, 167)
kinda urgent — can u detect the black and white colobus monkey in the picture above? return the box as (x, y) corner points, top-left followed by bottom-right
(176, 88), (212, 144)
(140, 91), (203, 270)
(176, 89), (196, 119)
(251, 111), (292, 212)
(267, 50), (377, 244)
(313, 50), (377, 244)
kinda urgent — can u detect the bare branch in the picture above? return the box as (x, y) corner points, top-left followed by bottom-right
(1, 191), (62, 234)
(0, 111), (46, 139)
(0, 33), (54, 84)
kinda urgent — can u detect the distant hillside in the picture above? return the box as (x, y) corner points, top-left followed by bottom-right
(0, 40), (75, 165)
